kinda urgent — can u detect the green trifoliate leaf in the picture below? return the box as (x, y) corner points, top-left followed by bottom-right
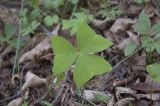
(74, 54), (112, 88)
(77, 22), (112, 53)
(51, 36), (77, 55)
(152, 23), (160, 35)
(44, 15), (59, 27)
(53, 54), (77, 75)
(139, 12), (151, 30)
(141, 36), (155, 52)
(5, 23), (16, 40)
(146, 64), (160, 82)
(124, 42), (137, 56)
(135, 12), (151, 35)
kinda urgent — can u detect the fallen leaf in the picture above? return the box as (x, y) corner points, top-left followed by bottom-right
(21, 71), (47, 91)
(18, 37), (51, 64)
(110, 18), (137, 33)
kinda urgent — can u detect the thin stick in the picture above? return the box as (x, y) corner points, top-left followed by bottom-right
(112, 47), (144, 71)
(12, 0), (24, 76)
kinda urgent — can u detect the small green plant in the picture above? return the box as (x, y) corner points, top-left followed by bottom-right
(135, 0), (150, 4)
(0, 23), (24, 48)
(97, 0), (122, 19)
(124, 11), (160, 56)
(51, 22), (112, 88)
(44, 15), (59, 27)
(146, 63), (160, 82)
(19, 8), (40, 36)
(124, 11), (160, 82)
(62, 12), (93, 35)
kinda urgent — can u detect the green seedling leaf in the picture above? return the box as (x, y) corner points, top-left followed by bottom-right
(52, 22), (112, 88)
(135, 12), (151, 35)
(5, 23), (16, 40)
(44, 15), (59, 27)
(155, 41), (160, 54)
(31, 8), (41, 19)
(152, 23), (160, 35)
(77, 22), (113, 53)
(141, 36), (155, 52)
(95, 93), (109, 102)
(0, 35), (7, 42)
(146, 64), (160, 82)
(124, 42), (137, 56)
(8, 39), (24, 49)
(74, 54), (112, 88)
(31, 0), (39, 7)
(62, 12), (92, 35)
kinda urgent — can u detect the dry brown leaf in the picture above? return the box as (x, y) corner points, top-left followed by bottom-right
(107, 96), (115, 106)
(91, 19), (108, 30)
(21, 71), (47, 91)
(18, 37), (51, 64)
(110, 18), (137, 33)
(7, 90), (29, 106)
(117, 38), (131, 50)
(136, 93), (160, 101)
(127, 31), (140, 45)
(115, 98), (135, 106)
(128, 53), (147, 71)
(11, 74), (20, 86)
(83, 90), (110, 102)
(132, 75), (160, 93)
(7, 97), (23, 106)
(116, 87), (136, 99)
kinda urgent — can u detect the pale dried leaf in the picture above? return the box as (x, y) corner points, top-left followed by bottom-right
(18, 37), (51, 64)
(91, 19), (107, 30)
(136, 93), (160, 101)
(110, 18), (137, 33)
(7, 90), (29, 106)
(7, 97), (22, 106)
(117, 38), (131, 50)
(116, 87), (136, 99)
(83, 90), (110, 102)
(107, 96), (115, 106)
(115, 98), (135, 106)
(22, 71), (47, 91)
(127, 31), (140, 45)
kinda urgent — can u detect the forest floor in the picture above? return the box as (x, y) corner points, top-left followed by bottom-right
(0, 0), (160, 106)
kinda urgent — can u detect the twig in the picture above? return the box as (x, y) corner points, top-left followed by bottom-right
(12, 0), (24, 75)
(112, 47), (144, 71)
(70, 0), (79, 19)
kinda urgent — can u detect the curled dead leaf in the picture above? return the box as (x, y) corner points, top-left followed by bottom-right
(18, 37), (51, 64)
(116, 87), (136, 99)
(115, 98), (135, 106)
(83, 90), (110, 102)
(117, 38), (132, 50)
(7, 90), (29, 106)
(22, 71), (47, 91)
(107, 96), (115, 106)
(136, 93), (160, 101)
(110, 18), (137, 33)
(91, 19), (108, 30)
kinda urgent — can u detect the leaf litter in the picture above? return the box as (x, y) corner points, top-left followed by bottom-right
(1, 0), (160, 106)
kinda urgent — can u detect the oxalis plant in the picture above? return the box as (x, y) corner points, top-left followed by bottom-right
(51, 22), (113, 88)
(124, 11), (160, 82)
